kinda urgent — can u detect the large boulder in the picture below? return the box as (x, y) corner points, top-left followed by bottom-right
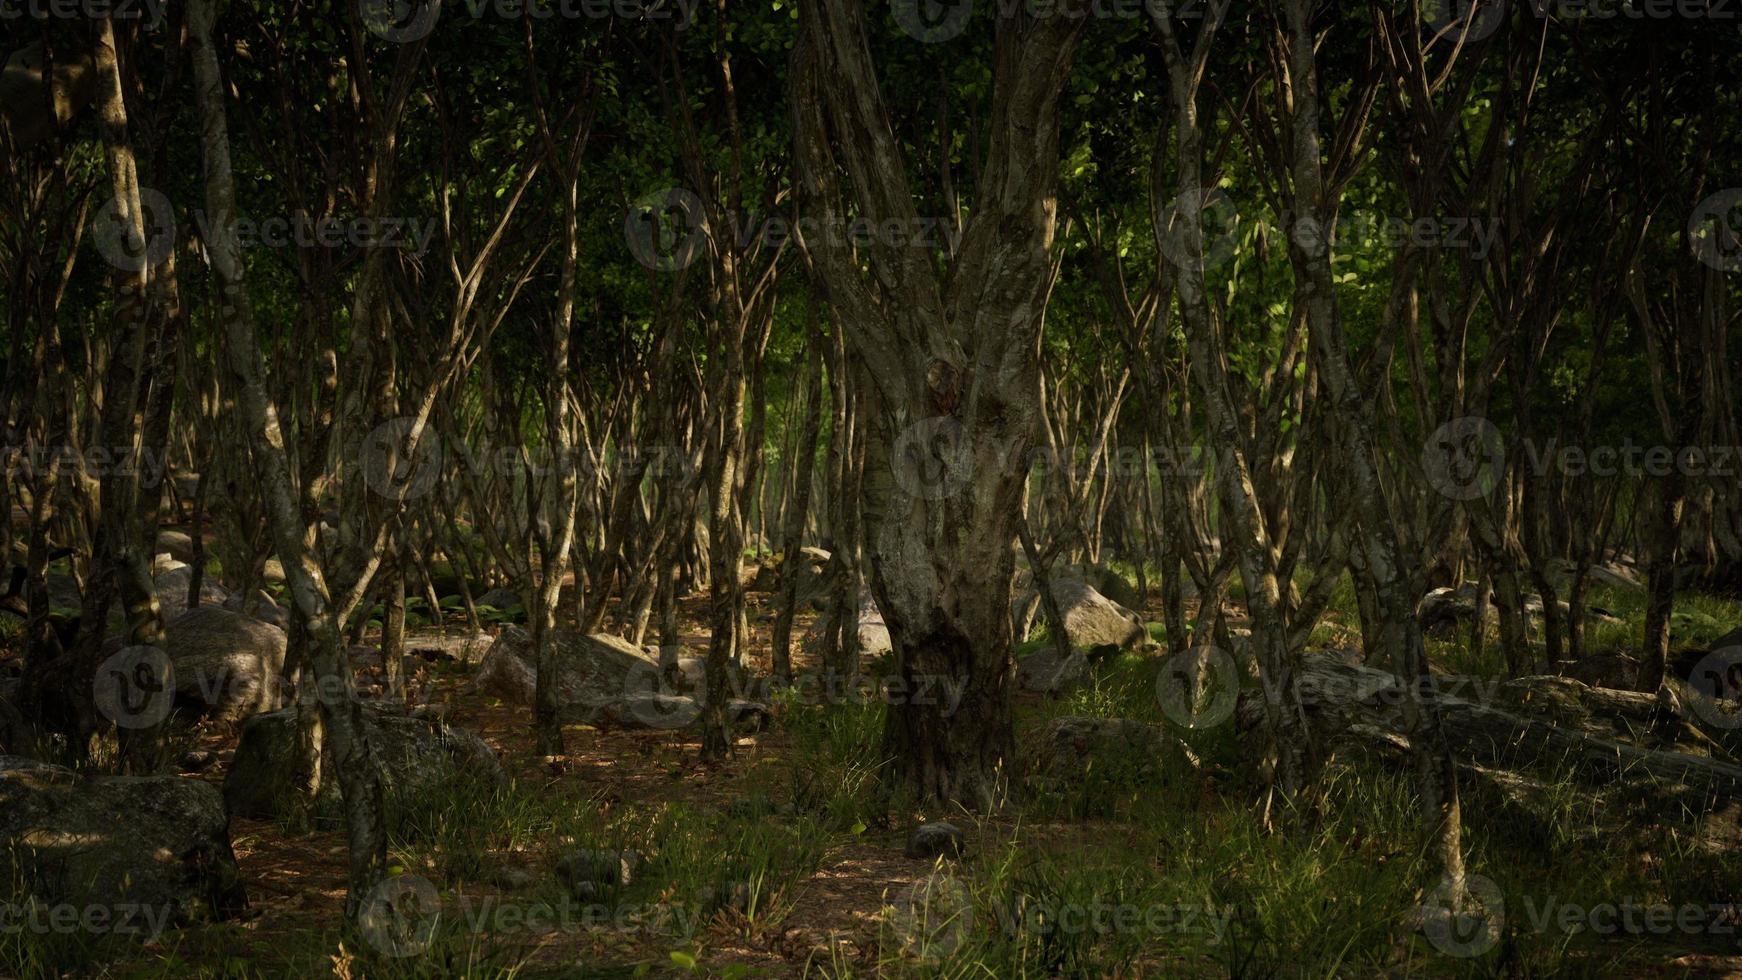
(224, 703), (502, 824)
(1016, 647), (1090, 694)
(1013, 578), (1145, 650)
(801, 595), (893, 661)
(164, 605), (287, 723)
(155, 529), (196, 563)
(474, 627), (660, 719)
(406, 630), (496, 666)
(153, 564), (229, 610)
(0, 757), (246, 930)
(223, 589), (289, 632)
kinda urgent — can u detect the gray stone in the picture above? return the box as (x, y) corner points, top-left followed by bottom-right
(801, 596), (892, 661)
(1016, 647), (1090, 694)
(554, 848), (642, 899)
(1013, 578), (1145, 650)
(164, 605), (287, 723)
(904, 822), (966, 860)
(153, 565), (230, 610)
(405, 631), (495, 665)
(474, 626), (659, 713)
(0, 757), (247, 928)
(155, 529), (196, 563)
(224, 702), (502, 825)
(475, 587), (523, 611)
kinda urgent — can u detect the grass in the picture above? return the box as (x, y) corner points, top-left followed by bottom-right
(5, 578), (1741, 979)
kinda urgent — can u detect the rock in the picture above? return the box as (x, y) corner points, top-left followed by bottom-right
(224, 703), (502, 824)
(152, 553), (187, 575)
(405, 631), (495, 665)
(666, 655), (707, 693)
(554, 848), (642, 899)
(178, 749), (216, 773)
(1027, 716), (1170, 787)
(1013, 578), (1145, 650)
(163, 605), (288, 723)
(153, 565), (229, 610)
(1555, 653), (1642, 690)
(0, 757), (247, 929)
(904, 822), (966, 860)
(155, 529), (196, 563)
(475, 587), (523, 612)
(223, 589), (289, 631)
(490, 866), (539, 892)
(1418, 585), (1480, 634)
(1085, 566), (1143, 612)
(474, 627), (658, 713)
(800, 597), (892, 660)
(1016, 646), (1089, 694)
(260, 558), (286, 584)
(594, 693), (703, 730)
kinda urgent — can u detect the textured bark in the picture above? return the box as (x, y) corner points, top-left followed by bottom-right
(794, 0), (1085, 807)
(189, 0), (387, 920)
(1279, 0), (1465, 898)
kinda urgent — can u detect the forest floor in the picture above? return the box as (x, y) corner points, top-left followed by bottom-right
(7, 555), (1742, 978)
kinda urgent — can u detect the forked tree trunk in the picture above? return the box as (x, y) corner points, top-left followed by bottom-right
(794, 0), (1085, 807)
(189, 0), (387, 919)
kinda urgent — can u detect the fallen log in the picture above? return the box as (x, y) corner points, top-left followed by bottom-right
(1237, 652), (1742, 806)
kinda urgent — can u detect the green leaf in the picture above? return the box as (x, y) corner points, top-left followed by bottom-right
(669, 951), (698, 970)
